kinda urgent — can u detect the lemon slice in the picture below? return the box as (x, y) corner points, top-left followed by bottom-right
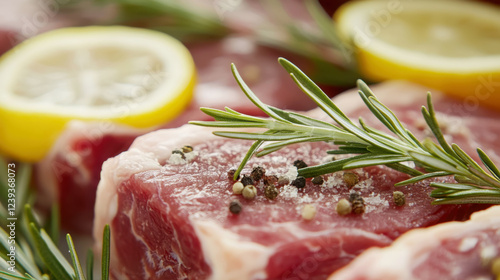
(0, 26), (196, 162)
(335, 0), (500, 111)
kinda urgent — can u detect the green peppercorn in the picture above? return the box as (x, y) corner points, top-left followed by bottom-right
(393, 191), (406, 206)
(182, 145), (193, 153)
(312, 176), (324, 185)
(343, 172), (359, 188)
(264, 185), (278, 200)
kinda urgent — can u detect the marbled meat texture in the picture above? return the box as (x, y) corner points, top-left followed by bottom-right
(93, 81), (500, 279)
(328, 205), (500, 280)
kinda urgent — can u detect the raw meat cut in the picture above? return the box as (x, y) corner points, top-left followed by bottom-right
(93, 80), (499, 279)
(34, 37), (321, 233)
(327, 205), (500, 280)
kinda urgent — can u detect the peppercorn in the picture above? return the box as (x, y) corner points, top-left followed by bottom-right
(232, 182), (244, 195)
(393, 191), (406, 206)
(349, 192), (365, 214)
(250, 166), (266, 182)
(277, 176), (290, 186)
(291, 176), (306, 189)
(302, 204), (317, 220)
(242, 185), (257, 200)
(264, 185), (278, 200)
(182, 145), (193, 153)
(229, 200), (242, 214)
(312, 175), (324, 185)
(227, 169), (240, 181)
(171, 149), (185, 160)
(263, 175), (279, 186)
(293, 159), (308, 169)
(336, 198), (352, 215)
(343, 172), (359, 188)
(241, 175), (254, 186)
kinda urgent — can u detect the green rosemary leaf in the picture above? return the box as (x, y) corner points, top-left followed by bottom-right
(304, 0), (352, 63)
(430, 182), (478, 191)
(0, 227), (42, 278)
(343, 155), (413, 170)
(357, 91), (398, 136)
(194, 59), (500, 205)
(326, 147), (369, 155)
(47, 204), (59, 244)
(431, 187), (500, 204)
(213, 131), (305, 141)
(191, 121), (269, 128)
(234, 140), (264, 180)
(29, 224), (75, 280)
(66, 234), (85, 280)
(268, 107), (341, 130)
(477, 148), (500, 180)
(196, 107), (266, 123)
(408, 151), (462, 175)
(468, 166), (500, 189)
(366, 96), (421, 147)
(86, 250), (94, 280)
(421, 93), (455, 156)
(14, 164), (31, 217)
(422, 140), (462, 169)
(257, 137), (331, 157)
(450, 144), (484, 173)
(0, 270), (30, 280)
(394, 171), (453, 186)
(298, 154), (369, 178)
(281, 60), (398, 153)
(385, 163), (424, 177)
(101, 225), (111, 280)
(231, 63), (291, 123)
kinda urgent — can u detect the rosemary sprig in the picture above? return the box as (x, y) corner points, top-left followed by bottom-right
(190, 58), (500, 205)
(0, 157), (111, 280)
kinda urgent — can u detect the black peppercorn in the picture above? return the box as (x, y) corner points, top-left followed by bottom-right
(293, 160), (308, 169)
(229, 200), (242, 214)
(241, 175), (254, 186)
(250, 166), (266, 182)
(349, 192), (365, 214)
(291, 176), (306, 188)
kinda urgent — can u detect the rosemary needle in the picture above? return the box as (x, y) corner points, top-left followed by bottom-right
(190, 58), (500, 205)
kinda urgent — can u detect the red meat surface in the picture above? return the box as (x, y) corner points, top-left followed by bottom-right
(328, 205), (500, 280)
(93, 81), (499, 279)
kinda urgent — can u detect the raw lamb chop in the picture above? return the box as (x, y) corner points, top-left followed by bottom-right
(328, 205), (500, 280)
(93, 80), (499, 279)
